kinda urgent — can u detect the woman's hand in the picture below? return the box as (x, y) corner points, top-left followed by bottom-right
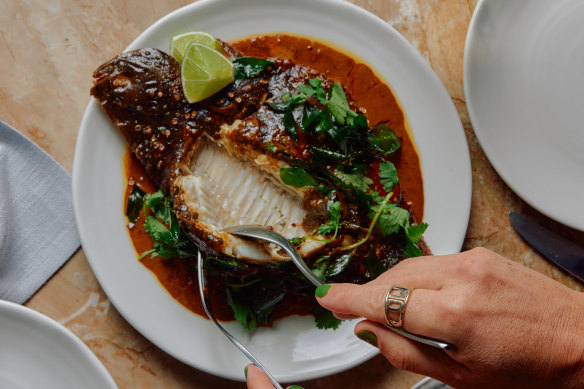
(317, 247), (584, 388)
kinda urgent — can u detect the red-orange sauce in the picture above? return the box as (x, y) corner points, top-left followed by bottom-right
(124, 34), (424, 321)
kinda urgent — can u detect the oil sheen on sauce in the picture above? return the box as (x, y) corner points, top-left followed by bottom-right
(124, 33), (424, 321)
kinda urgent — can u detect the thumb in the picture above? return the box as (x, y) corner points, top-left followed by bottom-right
(245, 364), (305, 389)
(245, 364), (274, 389)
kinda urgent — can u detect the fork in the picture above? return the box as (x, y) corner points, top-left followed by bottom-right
(224, 225), (454, 351)
(197, 250), (283, 389)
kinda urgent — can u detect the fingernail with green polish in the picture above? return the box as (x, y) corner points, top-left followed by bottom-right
(315, 284), (331, 298)
(356, 330), (378, 348)
(288, 386), (305, 389)
(244, 366), (248, 379)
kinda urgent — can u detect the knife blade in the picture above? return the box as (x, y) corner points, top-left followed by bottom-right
(510, 212), (584, 283)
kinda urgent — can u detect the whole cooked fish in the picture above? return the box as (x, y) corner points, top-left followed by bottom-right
(92, 46), (334, 263)
(91, 44), (427, 266)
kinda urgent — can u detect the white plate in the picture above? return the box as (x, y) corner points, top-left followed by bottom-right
(464, 0), (584, 231)
(73, 0), (470, 382)
(0, 300), (117, 389)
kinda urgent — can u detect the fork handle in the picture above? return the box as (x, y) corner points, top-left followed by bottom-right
(383, 325), (455, 350)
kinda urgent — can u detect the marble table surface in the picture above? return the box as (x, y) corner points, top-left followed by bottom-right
(1, 0), (583, 388)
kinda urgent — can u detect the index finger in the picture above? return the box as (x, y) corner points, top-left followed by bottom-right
(317, 283), (448, 341)
(315, 254), (456, 337)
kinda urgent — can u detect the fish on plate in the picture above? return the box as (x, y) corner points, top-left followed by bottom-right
(90, 38), (428, 278)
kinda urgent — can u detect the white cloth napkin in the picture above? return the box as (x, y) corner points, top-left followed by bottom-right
(0, 120), (80, 303)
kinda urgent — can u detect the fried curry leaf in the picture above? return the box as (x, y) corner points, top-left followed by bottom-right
(314, 107), (334, 134)
(280, 167), (319, 188)
(311, 253), (354, 281)
(309, 146), (346, 165)
(126, 185), (146, 225)
(379, 161), (399, 192)
(369, 124), (401, 155)
(283, 107), (298, 138)
(364, 248), (386, 279)
(233, 57), (274, 80)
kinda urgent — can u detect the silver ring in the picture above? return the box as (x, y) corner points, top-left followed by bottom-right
(384, 286), (412, 328)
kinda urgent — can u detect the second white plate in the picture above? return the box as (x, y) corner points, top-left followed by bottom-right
(465, 0), (584, 231)
(0, 300), (117, 389)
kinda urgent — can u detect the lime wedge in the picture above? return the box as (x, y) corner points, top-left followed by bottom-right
(170, 31), (222, 64)
(181, 42), (234, 103)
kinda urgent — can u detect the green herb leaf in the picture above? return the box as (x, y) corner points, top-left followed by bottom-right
(335, 168), (373, 193)
(268, 95), (305, 112)
(374, 204), (410, 236)
(309, 146), (346, 165)
(314, 107), (334, 134)
(233, 57), (273, 80)
(369, 124), (401, 154)
(326, 252), (352, 277)
(280, 167), (319, 188)
(301, 104), (320, 131)
(403, 222), (428, 257)
(226, 288), (257, 331)
(379, 161), (399, 192)
(126, 185), (145, 225)
(265, 141), (277, 153)
(316, 223), (336, 235)
(317, 201), (342, 236)
(328, 82), (357, 125)
(364, 248), (386, 279)
(298, 84), (316, 96)
(405, 222), (428, 243)
(210, 256), (249, 270)
(404, 239), (422, 257)
(288, 236), (307, 246)
(312, 304), (342, 330)
(144, 215), (173, 242)
(283, 107), (297, 138)
(144, 190), (165, 212)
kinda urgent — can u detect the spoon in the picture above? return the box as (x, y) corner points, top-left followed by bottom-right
(224, 225), (454, 350)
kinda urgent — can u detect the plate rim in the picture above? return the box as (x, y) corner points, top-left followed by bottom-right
(73, 0), (471, 382)
(0, 299), (117, 388)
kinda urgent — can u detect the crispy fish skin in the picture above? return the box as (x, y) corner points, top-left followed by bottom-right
(91, 48), (271, 192)
(91, 49), (190, 192)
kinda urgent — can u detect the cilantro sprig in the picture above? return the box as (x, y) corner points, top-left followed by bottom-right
(125, 188), (198, 260)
